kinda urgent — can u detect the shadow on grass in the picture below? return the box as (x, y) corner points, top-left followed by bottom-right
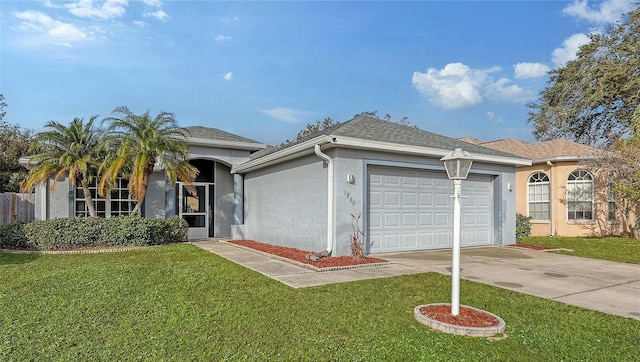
(0, 252), (40, 265)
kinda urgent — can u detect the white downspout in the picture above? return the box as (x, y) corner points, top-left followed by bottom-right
(314, 144), (334, 255)
(547, 160), (556, 237)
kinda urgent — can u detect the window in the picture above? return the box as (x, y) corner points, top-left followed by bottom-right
(528, 172), (550, 220)
(567, 170), (593, 221)
(608, 175), (617, 222)
(75, 178), (134, 217)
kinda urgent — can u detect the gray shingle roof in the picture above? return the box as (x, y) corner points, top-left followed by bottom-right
(252, 115), (520, 160)
(184, 126), (262, 144)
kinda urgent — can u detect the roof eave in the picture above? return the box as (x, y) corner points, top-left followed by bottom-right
(186, 137), (267, 151)
(331, 136), (532, 166)
(231, 135), (334, 173)
(529, 154), (600, 165)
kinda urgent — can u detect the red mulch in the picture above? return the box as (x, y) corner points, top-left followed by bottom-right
(511, 243), (555, 251)
(229, 240), (387, 268)
(420, 305), (500, 328)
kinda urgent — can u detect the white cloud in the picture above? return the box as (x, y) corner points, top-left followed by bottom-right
(222, 72), (233, 81)
(412, 62), (533, 109)
(14, 10), (89, 47)
(143, 0), (162, 7)
(513, 62), (551, 79)
(65, 0), (128, 19)
(562, 0), (633, 25)
(486, 78), (534, 103)
(486, 111), (504, 124)
(143, 9), (169, 22)
(551, 33), (591, 67)
(215, 35), (232, 42)
(259, 108), (307, 123)
(133, 20), (147, 27)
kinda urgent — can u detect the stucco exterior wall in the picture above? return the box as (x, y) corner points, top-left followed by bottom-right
(48, 179), (71, 219)
(145, 172), (167, 219)
(244, 153), (328, 252)
(188, 145), (253, 166)
(243, 147), (518, 256)
(515, 161), (625, 237)
(215, 162), (234, 238)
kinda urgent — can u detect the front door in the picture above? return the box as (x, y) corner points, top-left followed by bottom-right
(177, 183), (213, 240)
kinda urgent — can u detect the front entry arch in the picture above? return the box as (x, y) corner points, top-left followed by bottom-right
(176, 182), (214, 240)
(174, 159), (235, 240)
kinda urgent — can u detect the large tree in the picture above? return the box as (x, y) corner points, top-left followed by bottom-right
(99, 106), (197, 214)
(0, 94), (34, 192)
(527, 5), (640, 146)
(21, 116), (103, 216)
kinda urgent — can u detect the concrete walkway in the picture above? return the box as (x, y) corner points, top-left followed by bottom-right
(193, 240), (640, 321)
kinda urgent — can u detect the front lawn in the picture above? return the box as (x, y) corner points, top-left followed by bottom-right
(518, 236), (640, 264)
(1, 244), (639, 361)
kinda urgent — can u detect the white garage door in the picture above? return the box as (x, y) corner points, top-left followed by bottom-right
(368, 166), (493, 253)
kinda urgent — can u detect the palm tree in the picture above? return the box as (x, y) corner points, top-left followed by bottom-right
(100, 106), (197, 214)
(21, 116), (103, 217)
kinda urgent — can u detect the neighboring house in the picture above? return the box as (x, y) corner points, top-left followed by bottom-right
(27, 116), (531, 256)
(462, 138), (625, 237)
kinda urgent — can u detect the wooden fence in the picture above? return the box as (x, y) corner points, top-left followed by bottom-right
(0, 193), (35, 227)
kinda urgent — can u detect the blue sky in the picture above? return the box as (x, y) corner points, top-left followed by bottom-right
(0, 1), (634, 146)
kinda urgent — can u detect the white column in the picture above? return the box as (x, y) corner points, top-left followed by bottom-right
(451, 179), (462, 316)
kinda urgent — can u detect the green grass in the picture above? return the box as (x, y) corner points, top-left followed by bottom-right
(518, 236), (640, 264)
(1, 244), (639, 361)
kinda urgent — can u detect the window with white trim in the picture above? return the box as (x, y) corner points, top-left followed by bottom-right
(567, 170), (594, 221)
(528, 172), (550, 220)
(75, 178), (135, 217)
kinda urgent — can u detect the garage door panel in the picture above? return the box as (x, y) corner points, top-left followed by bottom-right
(403, 192), (417, 206)
(435, 212), (449, 226)
(402, 213), (417, 227)
(368, 166), (493, 253)
(419, 212), (433, 227)
(383, 213), (399, 227)
(384, 191), (399, 206)
(403, 233), (418, 248)
(370, 190), (381, 206)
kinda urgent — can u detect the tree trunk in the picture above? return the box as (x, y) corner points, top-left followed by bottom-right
(81, 179), (97, 217)
(131, 161), (155, 214)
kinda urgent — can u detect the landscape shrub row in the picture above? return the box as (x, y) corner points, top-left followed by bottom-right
(0, 215), (188, 251)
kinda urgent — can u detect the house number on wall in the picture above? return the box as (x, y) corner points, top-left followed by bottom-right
(344, 190), (356, 206)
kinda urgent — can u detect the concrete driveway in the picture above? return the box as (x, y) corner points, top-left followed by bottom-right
(195, 241), (640, 321)
(378, 247), (640, 321)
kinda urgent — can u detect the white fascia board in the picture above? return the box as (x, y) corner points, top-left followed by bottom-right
(531, 154), (600, 165)
(232, 136), (334, 173)
(331, 136), (532, 166)
(186, 137), (267, 151)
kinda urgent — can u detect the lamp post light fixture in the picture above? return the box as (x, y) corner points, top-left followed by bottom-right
(441, 148), (474, 316)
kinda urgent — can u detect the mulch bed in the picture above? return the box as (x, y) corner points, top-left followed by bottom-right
(229, 240), (387, 268)
(419, 305), (500, 328)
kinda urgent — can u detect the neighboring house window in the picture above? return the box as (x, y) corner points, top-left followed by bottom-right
(566, 170), (594, 221)
(608, 175), (617, 222)
(528, 172), (550, 220)
(75, 178), (134, 217)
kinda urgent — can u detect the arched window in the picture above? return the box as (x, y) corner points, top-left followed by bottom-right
(567, 170), (593, 221)
(528, 172), (550, 220)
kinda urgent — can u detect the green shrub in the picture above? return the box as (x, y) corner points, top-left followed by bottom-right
(0, 222), (34, 250)
(165, 215), (189, 242)
(100, 214), (170, 246)
(24, 217), (103, 250)
(12, 215), (188, 251)
(516, 212), (532, 240)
